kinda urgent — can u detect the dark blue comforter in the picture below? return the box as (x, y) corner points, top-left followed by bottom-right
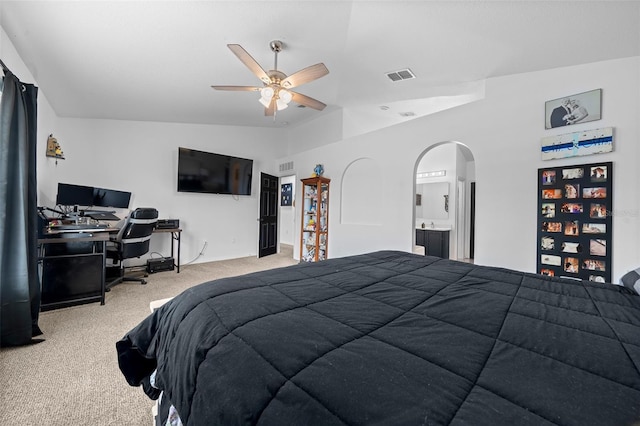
(117, 251), (640, 425)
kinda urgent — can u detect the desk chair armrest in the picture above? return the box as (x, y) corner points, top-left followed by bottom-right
(121, 236), (152, 245)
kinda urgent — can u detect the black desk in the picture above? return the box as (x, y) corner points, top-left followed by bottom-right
(38, 230), (114, 311)
(153, 228), (182, 273)
(37, 226), (181, 311)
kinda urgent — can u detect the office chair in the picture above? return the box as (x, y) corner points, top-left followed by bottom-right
(106, 207), (158, 289)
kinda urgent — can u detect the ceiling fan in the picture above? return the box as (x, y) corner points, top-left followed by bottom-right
(211, 40), (329, 116)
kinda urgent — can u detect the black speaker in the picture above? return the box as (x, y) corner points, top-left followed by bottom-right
(146, 257), (175, 273)
(156, 219), (180, 229)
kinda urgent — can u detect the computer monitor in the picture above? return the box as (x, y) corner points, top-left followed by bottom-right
(92, 187), (131, 209)
(56, 183), (94, 206)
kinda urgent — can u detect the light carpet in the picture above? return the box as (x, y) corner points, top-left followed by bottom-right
(0, 245), (296, 425)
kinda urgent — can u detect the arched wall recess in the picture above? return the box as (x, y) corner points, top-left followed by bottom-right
(341, 157), (382, 225)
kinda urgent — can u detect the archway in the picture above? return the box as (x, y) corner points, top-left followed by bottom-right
(413, 142), (476, 261)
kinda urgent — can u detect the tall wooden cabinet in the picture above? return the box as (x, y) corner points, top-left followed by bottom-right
(300, 176), (330, 262)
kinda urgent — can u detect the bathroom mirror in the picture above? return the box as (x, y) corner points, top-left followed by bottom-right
(416, 182), (449, 220)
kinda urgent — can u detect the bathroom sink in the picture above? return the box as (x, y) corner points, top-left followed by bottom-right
(416, 226), (451, 231)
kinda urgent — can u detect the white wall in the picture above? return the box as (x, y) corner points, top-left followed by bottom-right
(1, 27), (58, 160)
(282, 57), (639, 282)
(3, 26), (289, 266)
(40, 118), (288, 264)
(5, 23), (638, 280)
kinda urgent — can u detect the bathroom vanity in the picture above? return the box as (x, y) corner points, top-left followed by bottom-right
(416, 227), (450, 258)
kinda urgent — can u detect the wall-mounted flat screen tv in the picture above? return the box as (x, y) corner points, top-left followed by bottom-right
(177, 147), (253, 196)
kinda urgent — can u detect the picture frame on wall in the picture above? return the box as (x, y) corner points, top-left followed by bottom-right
(541, 203), (556, 218)
(562, 168), (584, 180)
(541, 127), (613, 161)
(280, 183), (292, 206)
(590, 165), (607, 181)
(545, 88), (602, 129)
(536, 161), (613, 283)
(541, 170), (556, 185)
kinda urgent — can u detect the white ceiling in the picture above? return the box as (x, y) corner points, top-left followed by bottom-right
(1, 1), (638, 129)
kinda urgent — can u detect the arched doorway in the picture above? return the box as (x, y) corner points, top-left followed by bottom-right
(413, 142), (475, 261)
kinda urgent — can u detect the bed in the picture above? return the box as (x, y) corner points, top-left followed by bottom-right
(116, 250), (640, 425)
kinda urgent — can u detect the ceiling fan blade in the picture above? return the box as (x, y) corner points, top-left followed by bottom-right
(211, 85), (261, 92)
(265, 98), (276, 116)
(281, 63), (329, 89)
(291, 91), (327, 111)
(227, 44), (271, 85)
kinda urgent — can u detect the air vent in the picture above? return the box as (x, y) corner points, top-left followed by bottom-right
(279, 161), (294, 172)
(399, 111), (416, 117)
(386, 68), (415, 82)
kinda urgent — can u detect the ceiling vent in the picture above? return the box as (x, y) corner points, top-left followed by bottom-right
(279, 161), (294, 172)
(386, 68), (415, 82)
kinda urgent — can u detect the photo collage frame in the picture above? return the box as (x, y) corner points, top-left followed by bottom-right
(537, 161), (613, 283)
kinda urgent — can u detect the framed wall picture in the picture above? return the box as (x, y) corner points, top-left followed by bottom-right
(280, 183), (292, 206)
(545, 88), (602, 129)
(537, 161), (613, 283)
(541, 127), (613, 160)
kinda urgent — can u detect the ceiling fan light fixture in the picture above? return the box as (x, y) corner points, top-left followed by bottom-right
(259, 86), (275, 107)
(276, 100), (288, 110)
(213, 41), (329, 115)
(276, 88), (293, 110)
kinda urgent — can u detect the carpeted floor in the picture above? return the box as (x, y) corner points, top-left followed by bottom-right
(0, 245), (296, 425)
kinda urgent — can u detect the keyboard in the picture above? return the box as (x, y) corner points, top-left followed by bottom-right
(49, 224), (110, 232)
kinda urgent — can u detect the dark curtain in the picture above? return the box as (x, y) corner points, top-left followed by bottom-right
(0, 65), (42, 347)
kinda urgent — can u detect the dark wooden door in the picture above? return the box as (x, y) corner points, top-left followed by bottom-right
(258, 173), (278, 258)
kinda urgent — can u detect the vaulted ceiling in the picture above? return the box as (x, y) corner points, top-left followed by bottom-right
(1, 1), (638, 129)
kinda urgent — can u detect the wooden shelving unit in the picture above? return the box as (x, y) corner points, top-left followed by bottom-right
(300, 176), (330, 262)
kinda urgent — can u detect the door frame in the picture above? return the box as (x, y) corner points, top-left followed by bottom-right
(470, 181), (476, 259)
(258, 172), (278, 258)
(456, 177), (466, 260)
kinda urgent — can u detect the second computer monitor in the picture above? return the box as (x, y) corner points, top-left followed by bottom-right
(55, 182), (131, 209)
(93, 187), (131, 209)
